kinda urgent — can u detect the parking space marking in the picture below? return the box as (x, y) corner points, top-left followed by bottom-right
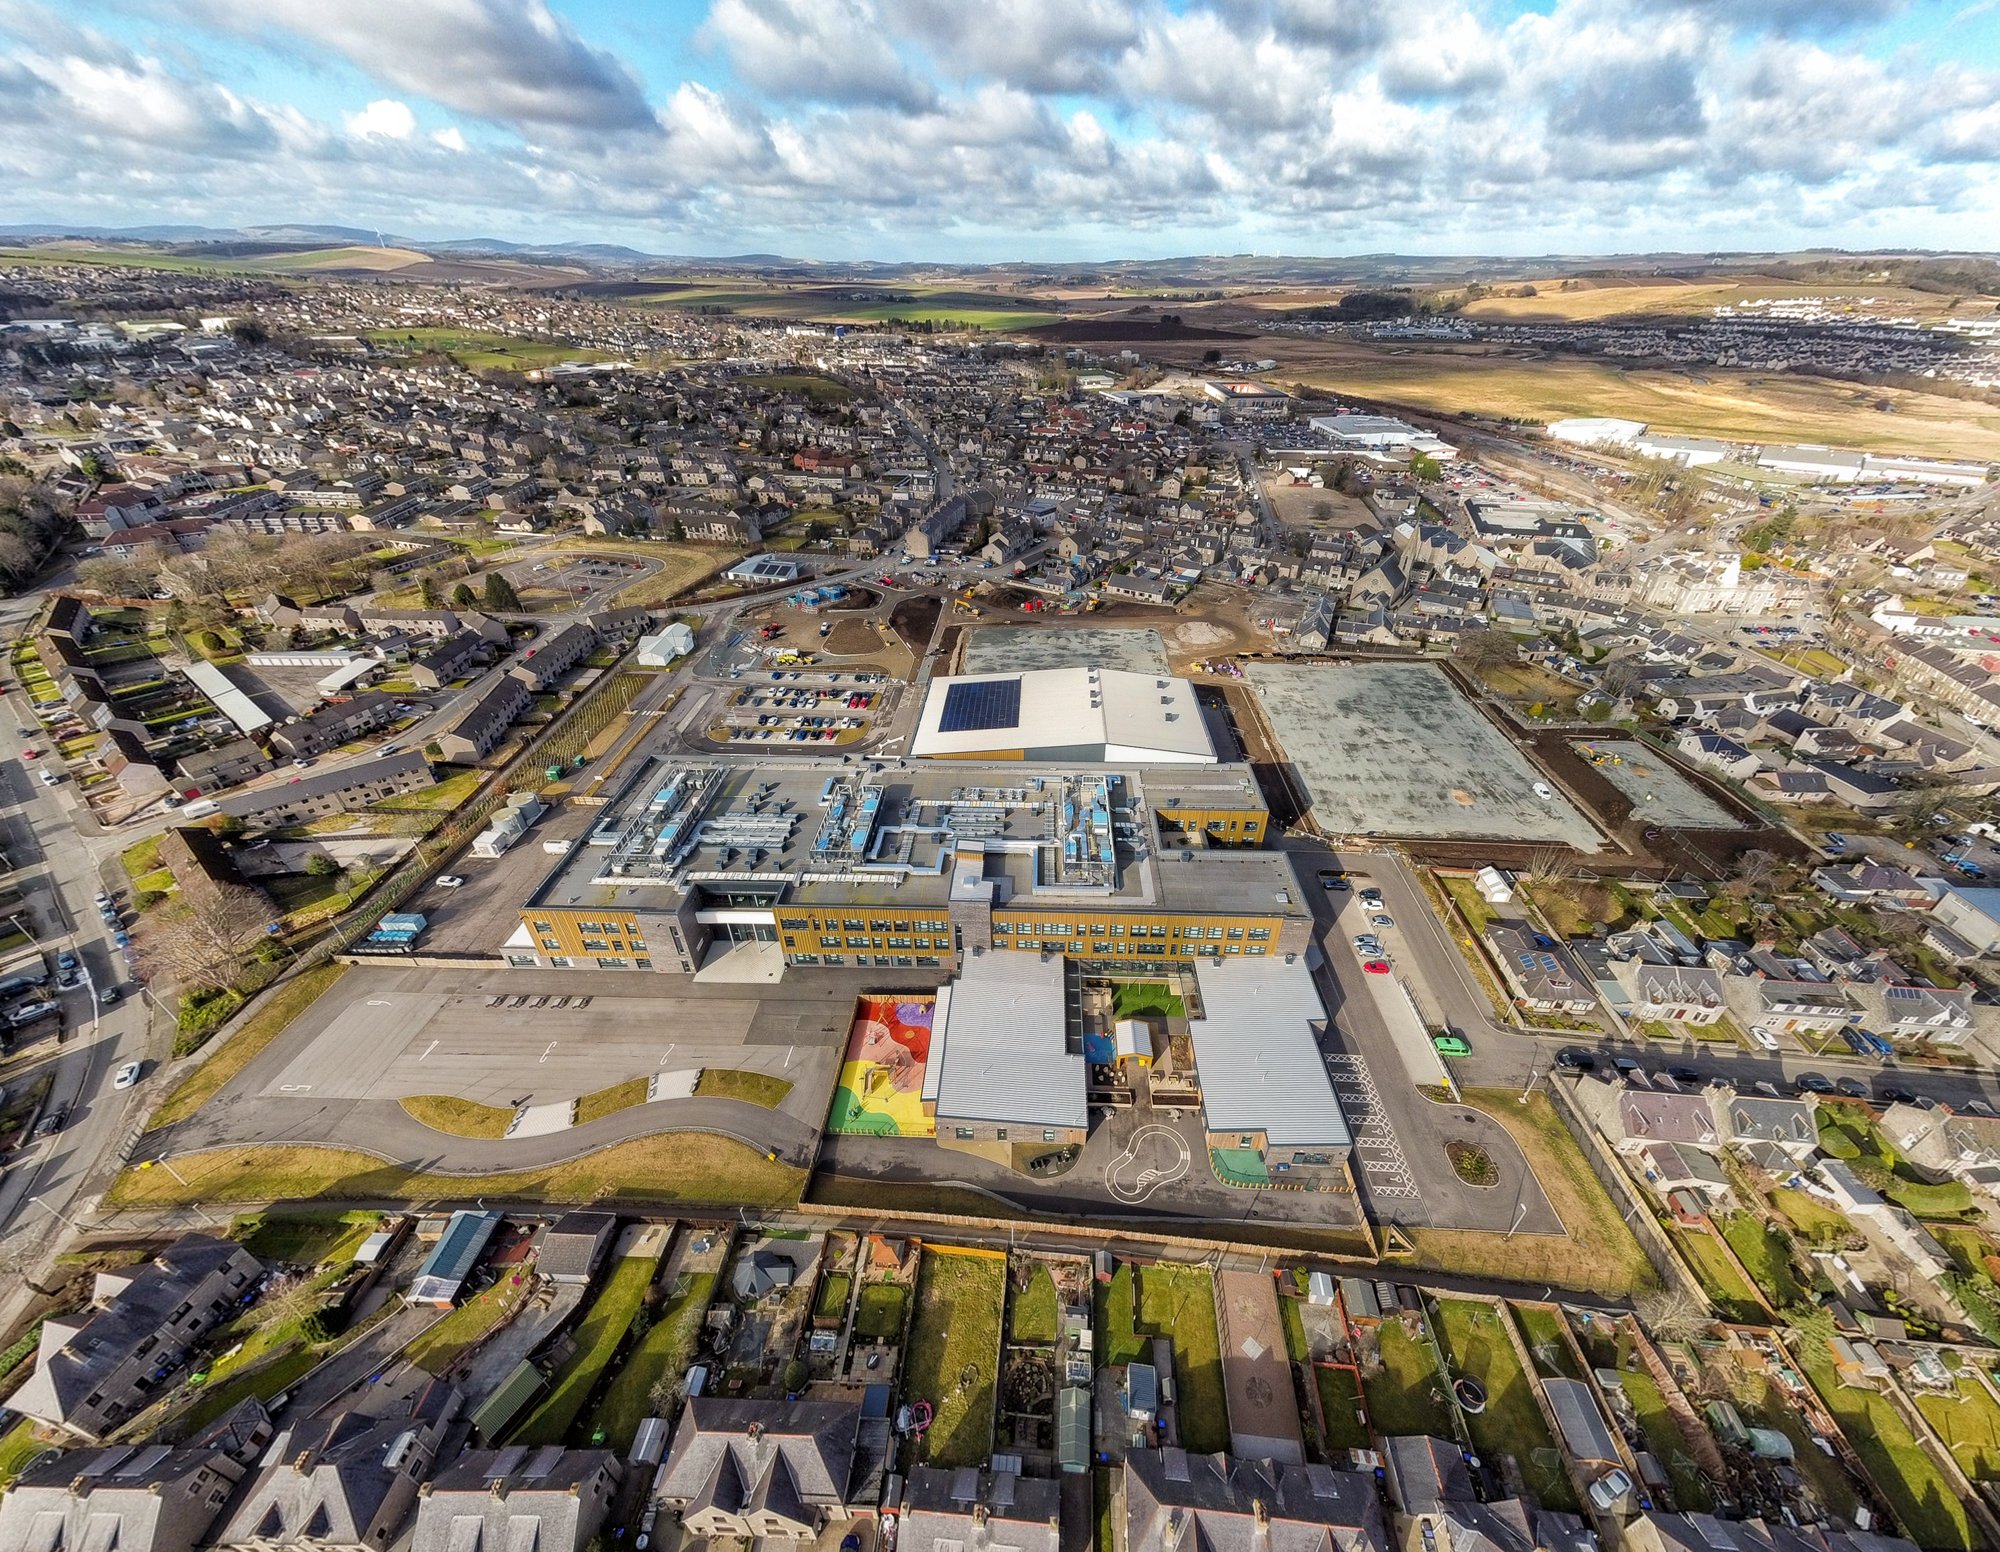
(1326, 1052), (1419, 1201)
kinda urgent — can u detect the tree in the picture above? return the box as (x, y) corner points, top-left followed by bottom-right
(1456, 628), (1517, 666)
(1637, 1284), (1709, 1342)
(1408, 451), (1443, 482)
(483, 570), (522, 611)
(1526, 846), (1575, 887)
(1722, 848), (1780, 901)
(141, 886), (268, 996)
(418, 576), (442, 608)
(451, 582), (476, 609)
(304, 853), (341, 878)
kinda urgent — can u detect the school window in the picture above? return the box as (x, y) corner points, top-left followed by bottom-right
(823, 954), (846, 966)
(956, 1128), (975, 1140)
(889, 938), (912, 949)
(532, 921), (553, 934)
(993, 920), (1011, 933)
(1112, 924), (1126, 936)
(1249, 928), (1270, 941)
(1225, 944), (1242, 954)
(540, 939), (562, 952)
(634, 959), (651, 969)
(629, 937), (646, 951)
(596, 956), (630, 969)
(792, 954), (821, 965)
(894, 920), (911, 932)
(844, 918), (865, 931)
(1247, 945), (1266, 955)
(869, 919), (889, 931)
(579, 921), (605, 934)
(821, 936), (842, 948)
(1227, 927), (1243, 939)
(997, 1128), (1008, 1140)
(1150, 924), (1167, 937)
(1044, 1129), (1058, 1142)
(547, 957), (572, 968)
(581, 939), (611, 953)
(846, 937), (868, 948)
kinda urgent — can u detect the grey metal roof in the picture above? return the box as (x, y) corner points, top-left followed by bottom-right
(1187, 958), (1351, 1149)
(932, 951), (1086, 1130)
(1542, 1377), (1622, 1466)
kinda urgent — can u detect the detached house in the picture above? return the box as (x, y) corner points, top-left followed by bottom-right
(1572, 1076), (1719, 1156)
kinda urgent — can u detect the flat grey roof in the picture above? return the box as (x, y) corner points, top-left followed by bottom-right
(932, 951), (1085, 1129)
(962, 626), (1170, 677)
(1187, 957), (1350, 1149)
(183, 659), (274, 734)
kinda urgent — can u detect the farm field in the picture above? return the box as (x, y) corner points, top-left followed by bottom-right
(630, 279), (1060, 330)
(1134, 333), (2000, 462)
(1458, 277), (1985, 324)
(363, 327), (612, 371)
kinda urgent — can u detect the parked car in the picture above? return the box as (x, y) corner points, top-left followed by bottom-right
(1748, 1024), (1781, 1052)
(33, 1107), (67, 1137)
(1794, 1073), (1834, 1095)
(1361, 959), (1390, 974)
(1431, 1032), (1472, 1058)
(1834, 1077), (1869, 1100)
(1876, 1085), (1918, 1106)
(7, 999), (58, 1026)
(1667, 1066), (1703, 1086)
(1823, 832), (1848, 853)
(98, 985), (120, 1007)
(113, 1061), (142, 1090)
(435, 875), (466, 888)
(1554, 1048), (1596, 1073)
(55, 951), (77, 975)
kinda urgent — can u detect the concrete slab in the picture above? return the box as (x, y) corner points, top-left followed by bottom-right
(1247, 661), (1604, 848)
(1584, 740), (1743, 830)
(651, 1069), (701, 1101)
(264, 991), (450, 1099)
(695, 940), (786, 983)
(509, 1102), (572, 1137)
(962, 626), (1170, 676)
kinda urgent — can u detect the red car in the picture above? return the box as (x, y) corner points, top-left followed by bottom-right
(1362, 959), (1391, 975)
(22, 747), (38, 759)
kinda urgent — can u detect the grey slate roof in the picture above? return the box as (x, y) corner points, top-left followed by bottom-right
(653, 1397), (865, 1516)
(0, 1445), (247, 1552)
(1123, 1449), (1387, 1552)
(898, 1466), (1062, 1552)
(408, 1448), (621, 1552)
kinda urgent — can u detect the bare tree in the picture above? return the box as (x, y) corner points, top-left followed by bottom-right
(1457, 628), (1518, 667)
(1637, 1284), (1709, 1343)
(140, 886), (270, 995)
(1722, 848), (1780, 900)
(1527, 846), (1575, 887)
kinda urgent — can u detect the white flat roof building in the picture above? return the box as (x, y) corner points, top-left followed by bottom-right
(182, 659), (274, 735)
(1546, 417), (1645, 446)
(911, 667), (1216, 765)
(930, 950), (1087, 1132)
(1756, 445), (1867, 481)
(1632, 433), (1732, 467)
(1187, 957), (1350, 1151)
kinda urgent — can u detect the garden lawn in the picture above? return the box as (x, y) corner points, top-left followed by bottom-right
(1914, 1376), (2000, 1481)
(816, 1273), (853, 1325)
(230, 1210), (378, 1267)
(1794, 1333), (1977, 1549)
(1511, 1304), (1582, 1380)
(510, 1254), (656, 1444)
(1096, 1262), (1228, 1454)
(1720, 1215), (1809, 1309)
(0, 1419), (55, 1487)
(1434, 1299), (1576, 1511)
(168, 1348), (320, 1439)
(1676, 1230), (1767, 1322)
(1619, 1363), (1712, 1511)
(597, 1272), (717, 1452)
(904, 1250), (1006, 1469)
(1772, 1188), (1853, 1246)
(1110, 981), (1185, 1020)
(856, 1282), (907, 1340)
(1316, 1367), (1371, 1452)
(1010, 1265), (1060, 1344)
(1363, 1317), (1456, 1439)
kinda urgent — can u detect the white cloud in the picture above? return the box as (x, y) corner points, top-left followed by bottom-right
(431, 125), (467, 152)
(345, 98), (415, 139)
(703, 0), (934, 111)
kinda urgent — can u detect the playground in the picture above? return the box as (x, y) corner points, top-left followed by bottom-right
(827, 995), (937, 1137)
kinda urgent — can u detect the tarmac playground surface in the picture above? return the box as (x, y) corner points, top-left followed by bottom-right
(1579, 740), (1744, 830)
(1246, 661), (1604, 849)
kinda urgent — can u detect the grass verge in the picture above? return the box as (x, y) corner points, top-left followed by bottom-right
(904, 1250), (1006, 1469)
(511, 1255), (656, 1444)
(147, 965), (346, 1128)
(399, 1095), (516, 1138)
(693, 1068), (794, 1108)
(1364, 1317), (1455, 1438)
(1408, 1089), (1656, 1297)
(109, 1134), (804, 1210)
(575, 1077), (648, 1126)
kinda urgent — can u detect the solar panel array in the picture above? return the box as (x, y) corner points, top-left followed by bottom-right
(938, 677), (1022, 734)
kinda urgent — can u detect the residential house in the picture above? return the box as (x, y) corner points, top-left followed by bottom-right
(1570, 1075), (1720, 1155)
(1711, 1093), (1820, 1166)
(1486, 924), (1596, 1014)
(1123, 1448), (1387, 1552)
(1927, 886), (2000, 955)
(157, 826), (271, 915)
(209, 1389), (460, 1552)
(508, 622), (597, 692)
(653, 1398), (875, 1542)
(171, 737), (272, 794)
(0, 1446), (247, 1552)
(10, 1234), (264, 1439)
(1381, 1434), (1592, 1552)
(1675, 732), (1761, 781)
(1876, 1102), (2000, 1188)
(1810, 863), (1933, 908)
(217, 751), (434, 828)
(268, 694), (400, 760)
(1617, 961), (1727, 1025)
(409, 1450), (621, 1552)
(896, 1465), (1061, 1552)
(436, 678), (531, 764)
(409, 632), (488, 691)
(1873, 982), (1977, 1045)
(1751, 979), (1857, 1036)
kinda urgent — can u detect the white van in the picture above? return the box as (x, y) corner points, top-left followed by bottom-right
(180, 798), (220, 819)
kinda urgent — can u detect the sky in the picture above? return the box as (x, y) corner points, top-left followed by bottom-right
(3, 0), (1999, 263)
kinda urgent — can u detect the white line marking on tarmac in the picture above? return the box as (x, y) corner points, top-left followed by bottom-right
(539, 1042), (558, 1064)
(419, 1040), (437, 1061)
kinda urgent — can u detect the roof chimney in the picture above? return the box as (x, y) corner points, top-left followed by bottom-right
(1252, 1498), (1269, 1528)
(746, 1421), (764, 1442)
(972, 1505), (989, 1528)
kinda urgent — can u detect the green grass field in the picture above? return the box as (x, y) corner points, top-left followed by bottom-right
(1009, 1265), (1061, 1344)
(1720, 1215), (1809, 1309)
(510, 1254), (655, 1444)
(1511, 1304), (1582, 1380)
(857, 1282), (908, 1340)
(904, 1250), (1006, 1468)
(1676, 1229), (1768, 1322)
(1434, 1299), (1576, 1511)
(1915, 1376), (2000, 1482)
(364, 327), (610, 372)
(1097, 1262), (1228, 1454)
(631, 280), (1059, 331)
(1316, 1366), (1371, 1451)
